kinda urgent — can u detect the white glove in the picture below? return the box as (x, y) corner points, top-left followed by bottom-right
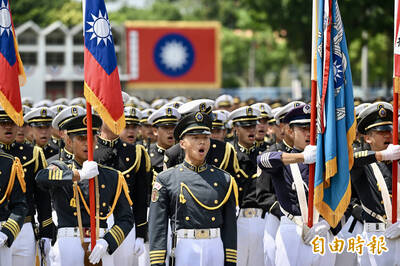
(302, 145), (317, 164)
(303, 220), (330, 244)
(381, 144), (400, 161)
(78, 161), (99, 181)
(0, 232), (7, 247)
(40, 238), (51, 256)
(133, 237), (145, 256)
(385, 221), (400, 239)
(89, 239), (109, 264)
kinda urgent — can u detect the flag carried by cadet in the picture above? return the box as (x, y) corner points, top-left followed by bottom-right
(0, 0), (25, 126)
(83, 0), (125, 134)
(314, 0), (356, 227)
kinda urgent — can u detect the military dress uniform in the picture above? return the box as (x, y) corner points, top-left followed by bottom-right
(350, 102), (400, 266)
(35, 112), (134, 266)
(0, 152), (28, 266)
(149, 112), (238, 266)
(257, 104), (336, 266)
(94, 132), (151, 265)
(256, 140), (291, 266)
(24, 107), (59, 159)
(0, 109), (55, 266)
(228, 106), (264, 266)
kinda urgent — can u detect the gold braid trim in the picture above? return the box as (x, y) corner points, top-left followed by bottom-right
(13, 157), (26, 193)
(141, 145), (151, 172)
(231, 177), (239, 207)
(75, 172), (133, 219)
(0, 161), (16, 204)
(122, 145), (141, 175)
(179, 176), (236, 210)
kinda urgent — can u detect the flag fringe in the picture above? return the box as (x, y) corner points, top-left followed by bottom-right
(12, 27), (26, 87)
(395, 77), (400, 94)
(314, 179), (351, 228)
(84, 82), (125, 135)
(347, 113), (357, 170)
(0, 89), (23, 127)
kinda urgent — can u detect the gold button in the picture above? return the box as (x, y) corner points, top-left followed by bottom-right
(24, 168), (27, 172)
(259, 151), (262, 155)
(95, 145), (98, 149)
(22, 156), (27, 160)
(126, 174), (130, 178)
(150, 153), (154, 157)
(212, 144), (216, 148)
(214, 158), (218, 163)
(50, 150), (53, 153)
(239, 187), (243, 191)
(126, 157), (130, 162)
(210, 169), (214, 172)
(236, 174), (240, 178)
(100, 212), (103, 215)
(102, 202), (106, 207)
(214, 182), (218, 187)
(180, 168), (183, 172)
(101, 184), (105, 189)
(0, 171), (2, 175)
(185, 216), (190, 221)
(214, 200), (218, 204)
(123, 143), (127, 147)
(211, 217), (216, 221)
(73, 212), (77, 216)
(19, 146), (23, 150)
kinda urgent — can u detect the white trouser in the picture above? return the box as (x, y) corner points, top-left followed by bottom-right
(0, 222), (11, 266)
(358, 229), (400, 266)
(108, 214), (138, 266)
(237, 215), (265, 266)
(175, 237), (224, 266)
(11, 223), (36, 266)
(57, 236), (114, 266)
(275, 216), (336, 266)
(334, 217), (362, 266)
(138, 242), (150, 266)
(50, 210), (60, 266)
(264, 214), (280, 266)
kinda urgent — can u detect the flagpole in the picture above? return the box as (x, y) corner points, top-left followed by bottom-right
(308, 0), (318, 228)
(393, 0), (400, 224)
(82, 0), (96, 248)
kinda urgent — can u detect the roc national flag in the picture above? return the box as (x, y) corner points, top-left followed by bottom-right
(125, 21), (221, 89)
(314, 0), (356, 227)
(0, 0), (25, 126)
(84, 0), (125, 134)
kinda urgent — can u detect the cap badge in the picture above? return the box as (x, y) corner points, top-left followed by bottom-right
(378, 108), (387, 118)
(260, 105), (265, 111)
(294, 102), (300, 107)
(303, 104), (311, 114)
(130, 108), (136, 116)
(195, 112), (204, 122)
(40, 108), (47, 117)
(199, 103), (206, 112)
(71, 107), (78, 117)
(166, 107), (172, 116)
(246, 107), (253, 116)
(83, 116), (88, 126)
(57, 106), (64, 113)
(173, 102), (179, 108)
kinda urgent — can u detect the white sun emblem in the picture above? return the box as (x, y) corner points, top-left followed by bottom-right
(0, 0), (12, 36)
(86, 10), (112, 46)
(333, 59), (343, 83)
(160, 40), (188, 71)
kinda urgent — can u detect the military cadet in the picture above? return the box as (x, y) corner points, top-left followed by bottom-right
(94, 117), (151, 265)
(48, 105), (68, 153)
(48, 106), (87, 163)
(35, 112), (134, 265)
(353, 103), (371, 150)
(149, 111), (238, 266)
(215, 94), (234, 112)
(139, 108), (157, 148)
(350, 102), (400, 265)
(0, 107), (55, 266)
(0, 147), (27, 265)
(24, 107), (59, 159)
(210, 110), (228, 142)
(15, 106), (31, 144)
(165, 99), (239, 177)
(147, 106), (181, 179)
(257, 104), (336, 266)
(251, 103), (272, 152)
(228, 106), (264, 266)
(119, 106), (142, 144)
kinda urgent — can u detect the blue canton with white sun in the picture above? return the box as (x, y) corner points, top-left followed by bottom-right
(84, 0), (117, 75)
(0, 0), (16, 65)
(153, 33), (195, 77)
